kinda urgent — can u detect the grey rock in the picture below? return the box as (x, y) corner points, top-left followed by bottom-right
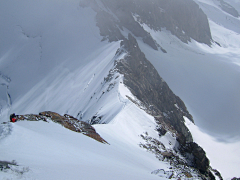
(80, 0), (212, 48)
(184, 142), (209, 174)
(0, 160), (17, 171)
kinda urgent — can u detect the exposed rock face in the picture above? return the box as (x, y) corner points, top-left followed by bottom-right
(184, 142), (210, 174)
(80, 0), (212, 46)
(15, 112), (108, 144)
(113, 33), (215, 177)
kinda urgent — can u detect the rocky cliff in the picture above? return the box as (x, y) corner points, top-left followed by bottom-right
(80, 0), (212, 47)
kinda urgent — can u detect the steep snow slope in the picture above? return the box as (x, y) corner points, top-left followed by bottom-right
(0, 69), (188, 179)
(0, 116), (165, 180)
(9, 42), (125, 122)
(196, 0), (240, 34)
(0, 85), (173, 180)
(0, 0), (124, 123)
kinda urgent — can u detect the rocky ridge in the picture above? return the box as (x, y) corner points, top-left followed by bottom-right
(106, 33), (221, 179)
(15, 111), (108, 144)
(115, 34), (193, 145)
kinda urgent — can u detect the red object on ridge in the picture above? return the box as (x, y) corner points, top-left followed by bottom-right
(12, 118), (16, 122)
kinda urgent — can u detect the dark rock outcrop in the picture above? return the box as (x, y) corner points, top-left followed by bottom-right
(0, 160), (17, 171)
(140, 132), (216, 179)
(232, 178), (240, 180)
(15, 112), (108, 144)
(184, 142), (209, 174)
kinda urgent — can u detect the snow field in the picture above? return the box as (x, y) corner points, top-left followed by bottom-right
(184, 117), (240, 179)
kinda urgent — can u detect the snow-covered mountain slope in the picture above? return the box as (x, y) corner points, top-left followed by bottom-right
(132, 1), (240, 177)
(136, 0), (240, 141)
(0, 0), (100, 115)
(0, 0), (125, 124)
(0, 108), (166, 180)
(136, 27), (240, 179)
(1, 0), (240, 179)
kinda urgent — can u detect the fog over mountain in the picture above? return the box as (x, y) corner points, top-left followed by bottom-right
(0, 0), (240, 179)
